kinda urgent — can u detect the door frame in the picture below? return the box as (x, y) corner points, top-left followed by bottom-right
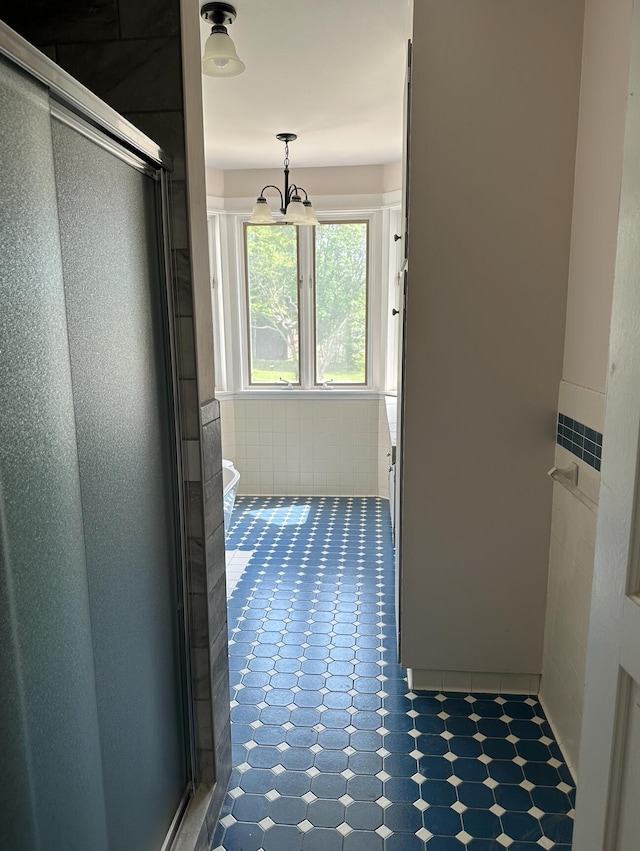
(573, 1), (640, 845)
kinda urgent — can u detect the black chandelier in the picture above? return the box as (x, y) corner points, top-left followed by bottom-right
(248, 134), (319, 226)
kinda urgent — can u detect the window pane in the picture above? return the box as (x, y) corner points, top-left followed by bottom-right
(314, 222), (368, 384)
(246, 225), (299, 384)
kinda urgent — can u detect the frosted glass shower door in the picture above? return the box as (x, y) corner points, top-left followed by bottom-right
(0, 59), (109, 851)
(51, 118), (188, 851)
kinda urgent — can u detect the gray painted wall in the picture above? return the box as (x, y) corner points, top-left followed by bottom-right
(400, 0), (584, 674)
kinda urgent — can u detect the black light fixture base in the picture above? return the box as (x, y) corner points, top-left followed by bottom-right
(276, 133), (298, 144)
(201, 2), (237, 26)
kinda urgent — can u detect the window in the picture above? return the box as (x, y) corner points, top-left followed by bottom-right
(244, 221), (369, 387)
(314, 222), (368, 385)
(245, 224), (300, 384)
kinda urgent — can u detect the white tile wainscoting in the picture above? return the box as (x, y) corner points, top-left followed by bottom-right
(539, 477), (597, 781)
(539, 380), (604, 780)
(219, 397), (393, 498)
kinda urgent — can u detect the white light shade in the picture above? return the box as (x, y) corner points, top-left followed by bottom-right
(284, 198), (309, 225)
(248, 198), (276, 224)
(303, 201), (320, 226)
(202, 30), (245, 77)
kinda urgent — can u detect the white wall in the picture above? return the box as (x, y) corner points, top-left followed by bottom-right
(561, 0), (632, 393)
(207, 163), (402, 200)
(383, 162), (403, 194)
(540, 0), (634, 780)
(206, 166), (224, 197)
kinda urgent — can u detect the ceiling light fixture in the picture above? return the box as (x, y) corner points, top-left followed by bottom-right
(248, 134), (320, 226)
(201, 2), (245, 77)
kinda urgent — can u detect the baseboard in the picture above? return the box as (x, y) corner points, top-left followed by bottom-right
(537, 693), (578, 785)
(239, 491), (381, 498)
(408, 668), (541, 695)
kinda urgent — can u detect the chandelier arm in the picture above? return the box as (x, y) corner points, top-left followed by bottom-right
(259, 184), (285, 214)
(290, 185), (310, 201)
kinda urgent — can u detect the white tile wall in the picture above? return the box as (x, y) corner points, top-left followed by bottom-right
(219, 398), (236, 464)
(219, 397), (384, 496)
(558, 379), (605, 433)
(539, 380), (604, 780)
(378, 397), (392, 499)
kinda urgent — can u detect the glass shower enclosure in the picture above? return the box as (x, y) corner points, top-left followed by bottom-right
(0, 22), (193, 851)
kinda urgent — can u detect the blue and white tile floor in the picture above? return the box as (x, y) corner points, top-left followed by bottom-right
(213, 497), (575, 851)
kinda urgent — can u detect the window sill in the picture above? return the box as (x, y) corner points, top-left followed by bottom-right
(215, 389), (385, 401)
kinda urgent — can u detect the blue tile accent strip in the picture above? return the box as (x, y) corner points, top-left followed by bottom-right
(214, 497), (576, 849)
(557, 413), (602, 472)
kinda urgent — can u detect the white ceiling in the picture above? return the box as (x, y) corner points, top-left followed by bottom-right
(199, 0), (411, 170)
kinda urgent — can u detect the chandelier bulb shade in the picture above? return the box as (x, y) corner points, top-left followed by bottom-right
(201, 3), (245, 77)
(284, 195), (310, 226)
(248, 197), (276, 225)
(303, 200), (320, 226)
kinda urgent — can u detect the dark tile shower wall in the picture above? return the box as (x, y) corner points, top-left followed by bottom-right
(0, 0), (229, 844)
(201, 401), (233, 833)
